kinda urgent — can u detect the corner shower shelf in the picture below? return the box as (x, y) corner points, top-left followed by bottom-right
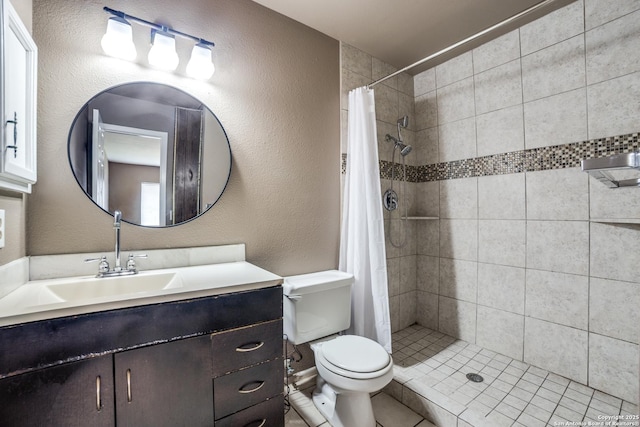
(401, 216), (439, 220)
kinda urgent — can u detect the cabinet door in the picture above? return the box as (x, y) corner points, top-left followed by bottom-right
(0, 355), (115, 427)
(0, 0), (37, 193)
(114, 335), (214, 427)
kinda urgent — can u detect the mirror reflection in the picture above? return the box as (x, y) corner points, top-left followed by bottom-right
(68, 82), (231, 227)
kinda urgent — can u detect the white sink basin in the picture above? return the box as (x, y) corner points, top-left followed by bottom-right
(46, 272), (182, 302)
(0, 261), (282, 327)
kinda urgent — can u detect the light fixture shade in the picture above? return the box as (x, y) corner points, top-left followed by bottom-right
(101, 17), (137, 60)
(148, 31), (179, 71)
(186, 43), (215, 80)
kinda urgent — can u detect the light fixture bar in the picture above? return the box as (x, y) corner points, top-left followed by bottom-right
(103, 6), (215, 47)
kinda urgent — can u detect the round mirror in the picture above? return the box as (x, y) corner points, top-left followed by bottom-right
(68, 82), (231, 227)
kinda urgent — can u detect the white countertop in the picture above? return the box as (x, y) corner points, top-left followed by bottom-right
(0, 261), (282, 327)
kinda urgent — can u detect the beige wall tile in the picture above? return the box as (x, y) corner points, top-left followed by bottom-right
(473, 30), (520, 74)
(524, 317), (588, 384)
(478, 174), (526, 220)
(417, 291), (439, 330)
(476, 306), (524, 360)
(526, 168), (589, 221)
(587, 71), (640, 139)
(415, 127), (438, 165)
(375, 82), (400, 125)
(439, 178), (478, 219)
(415, 90), (438, 131)
(526, 220), (590, 276)
(439, 296), (477, 342)
(586, 10), (640, 85)
(520, 0), (584, 55)
(525, 269), (589, 330)
(589, 333), (639, 403)
(417, 219), (439, 256)
(438, 118), (476, 162)
(341, 42), (372, 78)
(436, 51), (473, 88)
(478, 263), (526, 314)
(590, 277), (640, 344)
(589, 174), (640, 220)
(523, 88), (588, 149)
(440, 219), (478, 261)
(439, 258), (478, 303)
(474, 59), (523, 115)
(478, 220), (526, 267)
(590, 222), (640, 283)
(414, 69), (436, 97)
(437, 77), (475, 125)
(521, 35), (586, 102)
(400, 255), (418, 293)
(585, 0), (640, 30)
(417, 255), (439, 294)
(476, 104), (525, 157)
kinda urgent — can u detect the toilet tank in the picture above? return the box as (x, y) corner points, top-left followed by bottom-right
(283, 270), (353, 345)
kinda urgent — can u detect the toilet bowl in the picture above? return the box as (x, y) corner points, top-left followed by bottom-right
(310, 335), (394, 427)
(282, 270), (394, 427)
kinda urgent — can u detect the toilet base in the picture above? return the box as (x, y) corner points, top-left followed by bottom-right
(312, 377), (376, 427)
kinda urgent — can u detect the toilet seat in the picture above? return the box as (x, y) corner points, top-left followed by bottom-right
(316, 335), (392, 380)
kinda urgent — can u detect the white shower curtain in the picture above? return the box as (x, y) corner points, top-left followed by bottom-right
(339, 86), (392, 353)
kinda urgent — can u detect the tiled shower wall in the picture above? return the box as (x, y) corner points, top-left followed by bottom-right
(413, 0), (640, 403)
(341, 0), (639, 404)
(340, 44), (419, 333)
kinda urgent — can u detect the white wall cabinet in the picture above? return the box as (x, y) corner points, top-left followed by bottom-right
(0, 0), (37, 193)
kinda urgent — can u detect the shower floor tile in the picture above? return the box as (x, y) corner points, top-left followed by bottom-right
(390, 325), (639, 427)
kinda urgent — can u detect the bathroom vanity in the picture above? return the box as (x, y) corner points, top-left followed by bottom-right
(0, 250), (284, 427)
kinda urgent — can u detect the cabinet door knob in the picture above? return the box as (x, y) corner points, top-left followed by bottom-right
(96, 376), (102, 411)
(126, 369), (132, 402)
(5, 112), (18, 158)
(235, 341), (264, 352)
(238, 380), (265, 394)
(244, 419), (266, 427)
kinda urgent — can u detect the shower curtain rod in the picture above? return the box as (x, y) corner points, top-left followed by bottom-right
(367, 0), (557, 88)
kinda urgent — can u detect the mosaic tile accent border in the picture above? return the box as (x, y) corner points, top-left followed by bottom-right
(342, 133), (640, 182)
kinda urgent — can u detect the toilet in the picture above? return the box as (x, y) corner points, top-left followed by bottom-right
(283, 270), (393, 427)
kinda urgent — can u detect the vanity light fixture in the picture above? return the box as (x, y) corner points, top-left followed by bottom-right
(101, 16), (137, 60)
(102, 6), (216, 79)
(186, 42), (215, 79)
(148, 29), (179, 71)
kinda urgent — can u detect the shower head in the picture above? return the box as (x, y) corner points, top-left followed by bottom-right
(398, 116), (409, 128)
(398, 142), (412, 156)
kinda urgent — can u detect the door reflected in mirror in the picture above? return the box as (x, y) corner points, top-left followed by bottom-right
(68, 82), (232, 227)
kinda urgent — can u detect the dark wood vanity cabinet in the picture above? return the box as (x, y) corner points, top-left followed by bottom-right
(114, 335), (214, 427)
(0, 355), (115, 427)
(0, 285), (284, 427)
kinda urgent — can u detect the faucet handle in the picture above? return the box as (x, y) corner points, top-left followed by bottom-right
(126, 254), (148, 272)
(85, 256), (110, 274)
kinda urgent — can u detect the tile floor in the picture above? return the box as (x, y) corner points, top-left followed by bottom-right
(285, 324), (639, 427)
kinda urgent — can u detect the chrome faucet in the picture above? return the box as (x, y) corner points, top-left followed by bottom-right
(85, 210), (147, 277)
(113, 210), (123, 272)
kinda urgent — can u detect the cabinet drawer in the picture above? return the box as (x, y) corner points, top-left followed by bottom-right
(211, 319), (282, 376)
(215, 395), (284, 427)
(214, 358), (283, 420)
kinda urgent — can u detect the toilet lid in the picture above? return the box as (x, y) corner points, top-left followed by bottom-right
(320, 335), (390, 373)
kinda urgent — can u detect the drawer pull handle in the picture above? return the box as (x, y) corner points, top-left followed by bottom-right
(126, 369), (132, 402)
(238, 380), (265, 394)
(96, 376), (102, 411)
(245, 419), (266, 427)
(236, 341), (264, 352)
